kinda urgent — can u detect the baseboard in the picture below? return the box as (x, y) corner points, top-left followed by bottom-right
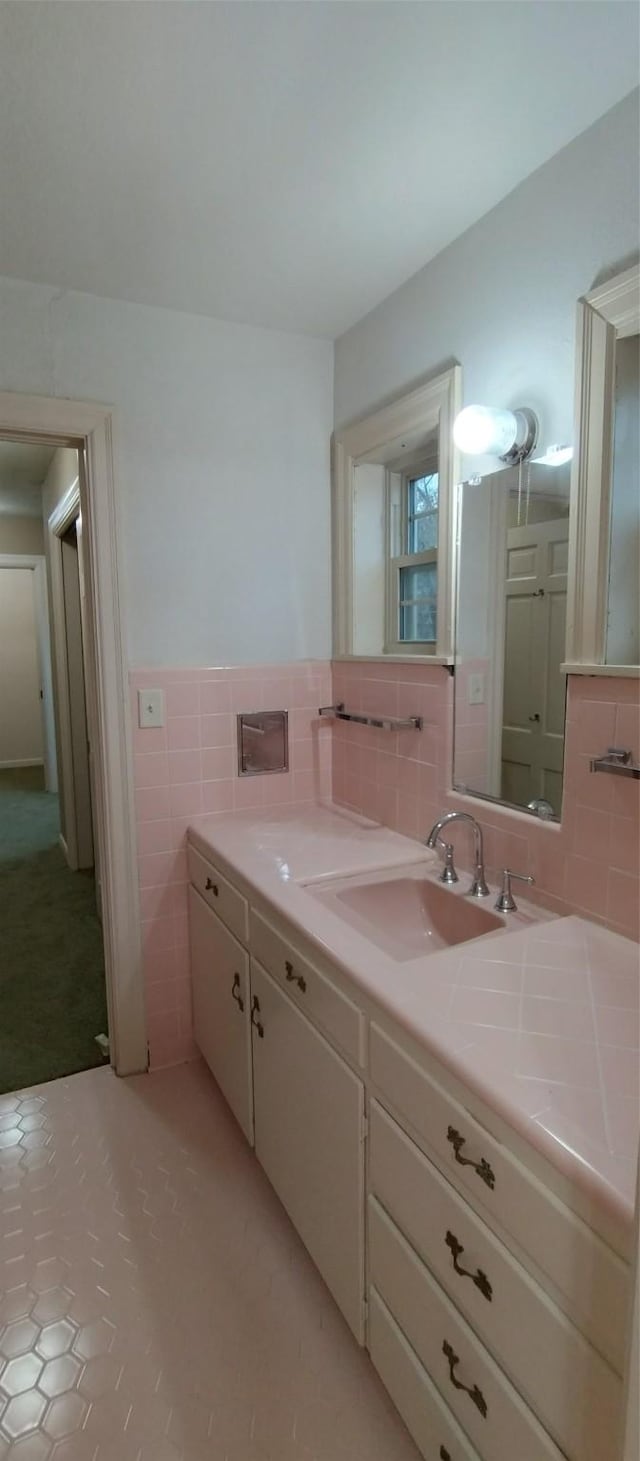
(0, 758), (45, 768)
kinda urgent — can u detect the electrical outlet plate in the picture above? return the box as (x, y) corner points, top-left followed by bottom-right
(468, 673), (485, 706)
(138, 688), (165, 728)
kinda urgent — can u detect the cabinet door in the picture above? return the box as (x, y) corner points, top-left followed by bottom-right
(189, 886), (254, 1144)
(250, 958), (365, 1342)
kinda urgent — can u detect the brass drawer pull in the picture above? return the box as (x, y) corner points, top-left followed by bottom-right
(442, 1340), (487, 1419)
(285, 959), (307, 993)
(205, 876), (219, 896)
(447, 1126), (495, 1190)
(231, 973), (244, 1013)
(445, 1231), (493, 1302)
(250, 995), (264, 1038)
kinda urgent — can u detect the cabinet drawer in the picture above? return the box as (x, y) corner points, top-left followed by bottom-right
(369, 1287), (481, 1461)
(188, 843), (249, 945)
(370, 1023), (628, 1372)
(369, 1100), (621, 1461)
(250, 909), (365, 1065)
(369, 1197), (565, 1461)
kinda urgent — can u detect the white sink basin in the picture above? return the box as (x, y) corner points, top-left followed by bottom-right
(304, 862), (511, 962)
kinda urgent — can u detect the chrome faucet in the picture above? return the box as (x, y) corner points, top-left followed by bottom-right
(426, 811), (490, 898)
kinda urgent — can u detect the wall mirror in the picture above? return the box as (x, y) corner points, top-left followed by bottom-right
(566, 261), (640, 672)
(332, 365), (461, 661)
(453, 456), (571, 819)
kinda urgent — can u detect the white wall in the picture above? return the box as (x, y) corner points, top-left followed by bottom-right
(334, 91), (640, 455)
(0, 566), (43, 766)
(0, 514), (44, 555)
(0, 283), (333, 667)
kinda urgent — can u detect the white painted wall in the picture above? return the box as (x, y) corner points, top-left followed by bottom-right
(0, 284), (333, 667)
(334, 91), (640, 458)
(0, 514), (44, 555)
(0, 566), (43, 766)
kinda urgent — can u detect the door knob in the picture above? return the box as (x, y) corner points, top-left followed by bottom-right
(528, 713), (540, 722)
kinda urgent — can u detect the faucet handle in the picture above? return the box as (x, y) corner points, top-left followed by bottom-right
(495, 868), (535, 913)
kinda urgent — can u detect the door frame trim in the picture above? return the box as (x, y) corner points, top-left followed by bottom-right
(48, 477), (83, 869)
(0, 391), (147, 1077)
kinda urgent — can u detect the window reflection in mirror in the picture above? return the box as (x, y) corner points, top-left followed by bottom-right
(607, 331), (639, 665)
(453, 458), (571, 820)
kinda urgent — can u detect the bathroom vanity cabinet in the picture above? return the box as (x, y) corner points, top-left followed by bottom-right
(187, 830), (630, 1461)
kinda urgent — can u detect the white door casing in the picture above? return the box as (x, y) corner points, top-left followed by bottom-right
(0, 391), (146, 1078)
(75, 496), (103, 917)
(48, 478), (94, 871)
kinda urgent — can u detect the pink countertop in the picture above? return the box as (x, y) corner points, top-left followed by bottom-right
(189, 804), (639, 1241)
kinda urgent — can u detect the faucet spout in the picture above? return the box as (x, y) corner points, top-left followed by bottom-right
(426, 811), (490, 898)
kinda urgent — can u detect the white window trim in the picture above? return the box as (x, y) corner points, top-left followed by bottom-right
(563, 261), (640, 676)
(332, 365), (461, 663)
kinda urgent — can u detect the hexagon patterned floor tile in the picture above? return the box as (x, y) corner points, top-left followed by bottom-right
(0, 1062), (419, 1460)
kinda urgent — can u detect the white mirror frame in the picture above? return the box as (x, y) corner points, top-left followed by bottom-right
(332, 365), (461, 661)
(564, 261), (640, 676)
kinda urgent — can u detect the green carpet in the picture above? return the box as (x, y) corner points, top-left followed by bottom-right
(0, 767), (108, 1094)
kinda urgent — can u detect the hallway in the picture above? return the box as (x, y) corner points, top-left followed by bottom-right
(0, 769), (107, 1095)
(0, 1061), (419, 1461)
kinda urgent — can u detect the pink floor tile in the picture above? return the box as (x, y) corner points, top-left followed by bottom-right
(0, 1065), (420, 1461)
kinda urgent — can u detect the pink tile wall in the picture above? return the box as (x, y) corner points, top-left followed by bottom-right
(132, 655), (638, 1074)
(131, 661), (332, 1068)
(331, 660), (640, 944)
(332, 660), (449, 843)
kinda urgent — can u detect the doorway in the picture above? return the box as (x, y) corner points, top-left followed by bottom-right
(0, 392), (146, 1081)
(0, 441), (108, 1092)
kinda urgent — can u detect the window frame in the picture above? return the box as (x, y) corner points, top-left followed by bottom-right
(385, 455), (440, 654)
(332, 365), (461, 663)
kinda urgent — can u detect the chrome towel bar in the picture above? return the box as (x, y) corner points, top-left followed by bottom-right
(318, 702), (423, 732)
(589, 747), (640, 779)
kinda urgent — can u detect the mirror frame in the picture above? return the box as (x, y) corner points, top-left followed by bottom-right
(565, 261), (640, 675)
(332, 365), (461, 662)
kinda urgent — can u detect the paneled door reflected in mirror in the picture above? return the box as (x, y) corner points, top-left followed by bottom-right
(454, 459), (571, 819)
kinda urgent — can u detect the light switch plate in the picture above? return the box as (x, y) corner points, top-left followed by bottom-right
(138, 688), (165, 728)
(468, 673), (485, 706)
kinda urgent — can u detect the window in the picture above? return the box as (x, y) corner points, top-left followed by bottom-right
(387, 463), (439, 649)
(332, 362), (460, 661)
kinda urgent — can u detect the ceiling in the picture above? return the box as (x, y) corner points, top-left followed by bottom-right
(0, 442), (56, 517)
(0, 2), (637, 338)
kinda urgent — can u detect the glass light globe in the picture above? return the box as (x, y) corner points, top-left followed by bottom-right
(453, 405), (519, 457)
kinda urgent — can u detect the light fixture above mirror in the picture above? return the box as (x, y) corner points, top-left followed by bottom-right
(453, 404), (538, 464)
